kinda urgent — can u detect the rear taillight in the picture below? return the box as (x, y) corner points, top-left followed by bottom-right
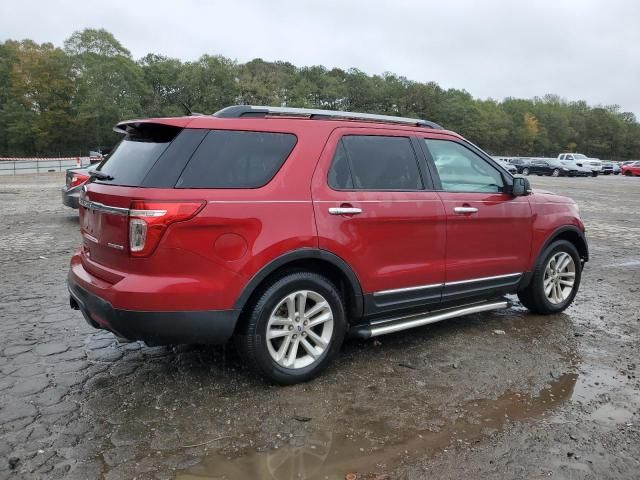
(68, 173), (90, 188)
(128, 200), (204, 257)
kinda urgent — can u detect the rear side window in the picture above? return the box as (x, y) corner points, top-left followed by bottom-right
(328, 135), (423, 190)
(96, 124), (182, 186)
(176, 130), (296, 188)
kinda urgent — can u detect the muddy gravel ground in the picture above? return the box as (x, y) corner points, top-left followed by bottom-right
(0, 173), (638, 480)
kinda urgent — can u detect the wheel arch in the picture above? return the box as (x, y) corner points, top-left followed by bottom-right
(534, 225), (589, 269)
(233, 249), (364, 325)
(519, 225), (588, 291)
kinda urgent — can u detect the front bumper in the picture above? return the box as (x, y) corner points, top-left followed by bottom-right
(68, 273), (239, 345)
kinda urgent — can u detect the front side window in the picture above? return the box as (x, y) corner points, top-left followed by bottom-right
(423, 139), (505, 193)
(177, 130), (296, 188)
(328, 135), (423, 190)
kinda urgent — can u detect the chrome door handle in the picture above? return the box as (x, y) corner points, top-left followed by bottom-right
(454, 206), (478, 214)
(328, 207), (362, 215)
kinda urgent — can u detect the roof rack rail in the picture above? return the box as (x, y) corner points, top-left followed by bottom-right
(212, 105), (443, 129)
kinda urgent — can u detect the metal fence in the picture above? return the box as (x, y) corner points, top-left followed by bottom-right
(0, 157), (98, 176)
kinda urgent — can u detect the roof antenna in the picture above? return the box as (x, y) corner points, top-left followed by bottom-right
(182, 102), (203, 116)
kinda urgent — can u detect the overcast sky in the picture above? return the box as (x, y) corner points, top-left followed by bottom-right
(2, 0), (639, 117)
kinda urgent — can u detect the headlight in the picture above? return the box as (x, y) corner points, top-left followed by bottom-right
(562, 168), (569, 171)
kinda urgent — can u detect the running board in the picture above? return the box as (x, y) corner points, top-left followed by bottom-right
(350, 299), (510, 339)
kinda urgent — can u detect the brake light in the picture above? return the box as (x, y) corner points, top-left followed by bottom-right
(68, 173), (90, 188)
(128, 200), (204, 257)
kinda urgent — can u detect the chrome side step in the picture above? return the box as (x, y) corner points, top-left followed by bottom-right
(351, 299), (509, 338)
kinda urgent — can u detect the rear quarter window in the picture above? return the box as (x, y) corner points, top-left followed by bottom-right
(176, 130), (297, 188)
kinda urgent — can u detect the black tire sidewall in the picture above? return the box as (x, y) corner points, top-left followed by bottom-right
(248, 273), (346, 384)
(533, 240), (582, 313)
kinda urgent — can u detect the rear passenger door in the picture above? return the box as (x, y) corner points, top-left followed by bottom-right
(421, 137), (532, 302)
(311, 128), (447, 317)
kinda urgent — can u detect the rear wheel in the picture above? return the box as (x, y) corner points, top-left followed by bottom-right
(552, 168), (560, 177)
(518, 240), (581, 314)
(522, 167), (530, 175)
(236, 272), (347, 384)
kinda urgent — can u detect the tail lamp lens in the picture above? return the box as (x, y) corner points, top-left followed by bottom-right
(68, 173), (89, 188)
(128, 201), (204, 257)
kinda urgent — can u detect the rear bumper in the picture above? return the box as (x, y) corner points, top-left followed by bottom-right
(68, 272), (239, 345)
(61, 187), (80, 209)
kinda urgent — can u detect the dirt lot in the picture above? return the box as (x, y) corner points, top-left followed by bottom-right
(0, 173), (638, 480)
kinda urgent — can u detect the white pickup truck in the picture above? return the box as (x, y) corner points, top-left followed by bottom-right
(558, 153), (602, 176)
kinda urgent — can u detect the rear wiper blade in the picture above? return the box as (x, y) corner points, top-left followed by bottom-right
(90, 171), (114, 181)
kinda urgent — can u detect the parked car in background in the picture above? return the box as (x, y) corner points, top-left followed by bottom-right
(558, 153), (602, 176)
(559, 159), (591, 177)
(523, 158), (581, 177)
(508, 157), (533, 174)
(601, 161), (621, 175)
(62, 165), (96, 209)
(67, 105), (588, 384)
(621, 161), (640, 176)
(493, 158), (518, 174)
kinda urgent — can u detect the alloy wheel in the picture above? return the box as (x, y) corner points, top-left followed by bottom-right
(543, 252), (576, 304)
(266, 290), (334, 369)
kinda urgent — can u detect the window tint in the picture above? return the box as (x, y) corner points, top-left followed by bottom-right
(177, 130), (296, 188)
(424, 139), (504, 193)
(328, 135), (423, 190)
(328, 140), (354, 189)
(97, 124), (182, 186)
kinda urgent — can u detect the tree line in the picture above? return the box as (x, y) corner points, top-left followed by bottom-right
(1, 28), (638, 160)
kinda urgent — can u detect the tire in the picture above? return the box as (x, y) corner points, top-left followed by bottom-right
(518, 240), (582, 315)
(625, 171), (632, 176)
(235, 272), (347, 384)
(592, 171), (598, 177)
(552, 169), (560, 177)
(522, 167), (530, 176)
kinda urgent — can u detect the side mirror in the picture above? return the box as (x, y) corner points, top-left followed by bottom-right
(511, 177), (531, 196)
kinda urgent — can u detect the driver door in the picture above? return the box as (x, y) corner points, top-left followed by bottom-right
(422, 137), (532, 302)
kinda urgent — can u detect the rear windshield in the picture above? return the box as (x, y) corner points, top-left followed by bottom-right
(176, 130), (297, 188)
(96, 124), (181, 186)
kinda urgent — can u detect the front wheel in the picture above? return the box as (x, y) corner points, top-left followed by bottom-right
(236, 272), (347, 384)
(552, 168), (560, 177)
(625, 171), (632, 176)
(592, 171), (598, 177)
(518, 240), (582, 314)
(522, 167), (530, 176)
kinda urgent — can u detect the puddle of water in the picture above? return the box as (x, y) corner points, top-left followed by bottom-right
(606, 260), (640, 268)
(589, 403), (635, 424)
(571, 365), (627, 403)
(176, 373), (578, 480)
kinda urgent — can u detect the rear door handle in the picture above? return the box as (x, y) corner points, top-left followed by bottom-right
(329, 207), (362, 215)
(454, 206), (478, 214)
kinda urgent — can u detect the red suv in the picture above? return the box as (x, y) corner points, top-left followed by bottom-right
(68, 106), (588, 384)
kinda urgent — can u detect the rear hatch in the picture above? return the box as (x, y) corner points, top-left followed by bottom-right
(79, 121), (206, 277)
(79, 119), (297, 281)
